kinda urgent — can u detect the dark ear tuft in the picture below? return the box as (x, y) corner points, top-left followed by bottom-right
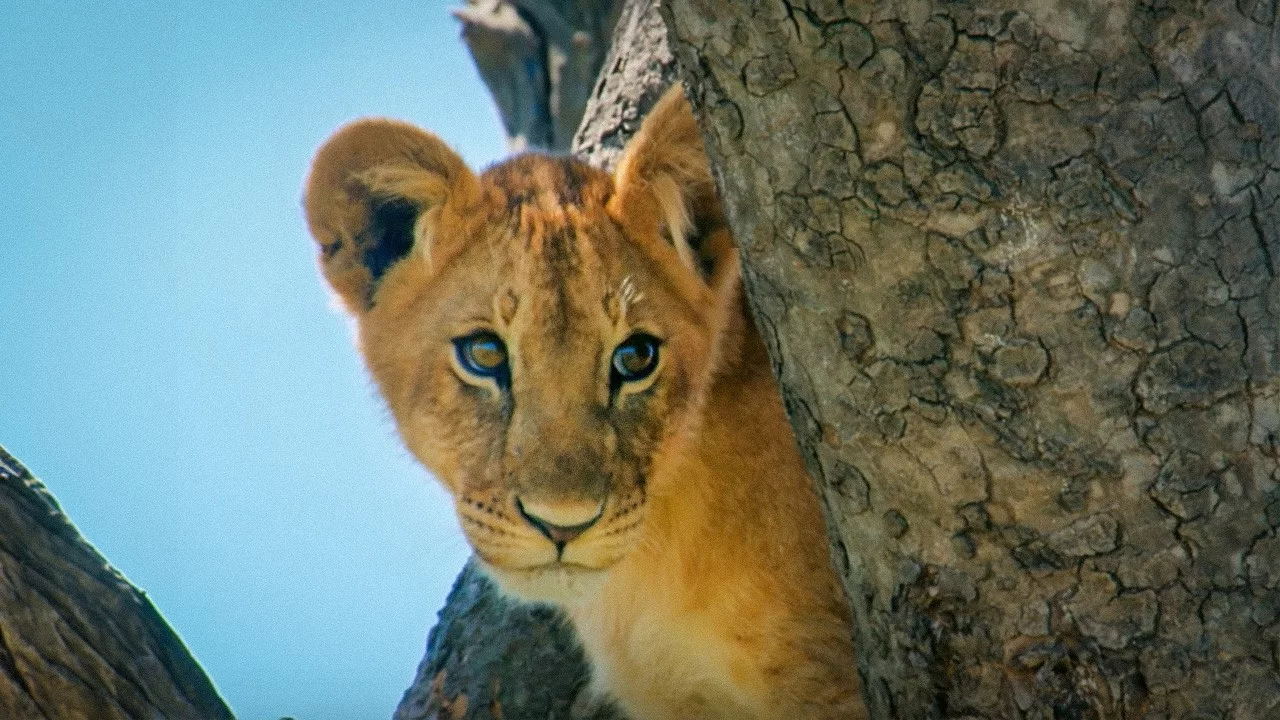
(304, 117), (477, 314)
(362, 197), (419, 289)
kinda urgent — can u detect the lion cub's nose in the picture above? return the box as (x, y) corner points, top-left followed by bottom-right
(516, 497), (605, 548)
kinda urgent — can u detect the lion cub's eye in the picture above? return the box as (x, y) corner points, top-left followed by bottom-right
(611, 334), (660, 384)
(454, 331), (510, 384)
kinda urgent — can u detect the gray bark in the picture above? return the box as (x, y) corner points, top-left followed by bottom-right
(455, 0), (625, 151)
(395, 2), (670, 718)
(572, 0), (680, 167)
(0, 445), (235, 720)
(394, 562), (622, 720)
(663, 1), (1280, 718)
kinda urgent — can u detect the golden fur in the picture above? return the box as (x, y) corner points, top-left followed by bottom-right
(304, 85), (864, 719)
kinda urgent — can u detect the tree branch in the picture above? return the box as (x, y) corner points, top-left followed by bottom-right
(0, 446), (234, 720)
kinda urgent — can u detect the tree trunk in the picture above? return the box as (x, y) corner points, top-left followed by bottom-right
(572, 0), (680, 169)
(663, 1), (1280, 717)
(0, 446), (235, 720)
(394, 561), (624, 720)
(455, 0), (625, 151)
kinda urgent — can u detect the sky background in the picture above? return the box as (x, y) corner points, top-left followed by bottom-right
(0, 2), (507, 718)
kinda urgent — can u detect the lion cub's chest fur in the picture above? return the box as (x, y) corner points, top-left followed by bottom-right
(575, 598), (761, 720)
(564, 403), (819, 720)
(570, 477), (771, 719)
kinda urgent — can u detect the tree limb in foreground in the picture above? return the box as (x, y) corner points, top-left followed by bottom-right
(0, 445), (234, 720)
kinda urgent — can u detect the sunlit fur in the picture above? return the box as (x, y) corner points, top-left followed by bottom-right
(304, 86), (865, 719)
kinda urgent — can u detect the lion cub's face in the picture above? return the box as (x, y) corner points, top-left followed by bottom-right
(359, 157), (719, 602)
(305, 90), (730, 602)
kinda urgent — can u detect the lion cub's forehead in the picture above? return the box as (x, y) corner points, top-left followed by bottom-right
(482, 154), (612, 212)
(478, 154), (635, 331)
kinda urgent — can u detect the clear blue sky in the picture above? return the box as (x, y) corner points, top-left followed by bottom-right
(0, 2), (506, 718)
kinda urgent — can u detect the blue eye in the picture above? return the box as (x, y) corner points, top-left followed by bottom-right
(454, 332), (510, 385)
(611, 334), (660, 384)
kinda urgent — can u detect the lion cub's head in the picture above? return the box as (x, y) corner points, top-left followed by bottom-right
(304, 87), (738, 602)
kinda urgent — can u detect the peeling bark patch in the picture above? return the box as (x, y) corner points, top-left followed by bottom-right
(988, 339), (1049, 386)
(820, 452), (872, 517)
(837, 313), (875, 363)
(1003, 632), (1122, 718)
(1246, 534), (1280, 591)
(883, 509), (909, 538)
(1046, 513), (1120, 559)
(1063, 572), (1158, 651)
(742, 53), (796, 96)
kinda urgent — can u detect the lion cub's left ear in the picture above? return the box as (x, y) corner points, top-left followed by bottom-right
(304, 119), (479, 313)
(609, 84), (731, 280)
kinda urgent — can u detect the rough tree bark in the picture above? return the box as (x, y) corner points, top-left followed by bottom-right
(394, 561), (623, 720)
(663, 1), (1280, 718)
(0, 445), (234, 719)
(572, 0), (679, 169)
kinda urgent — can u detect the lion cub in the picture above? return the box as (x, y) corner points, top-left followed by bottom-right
(304, 85), (864, 719)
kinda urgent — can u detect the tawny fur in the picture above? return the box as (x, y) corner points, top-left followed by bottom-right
(304, 85), (865, 719)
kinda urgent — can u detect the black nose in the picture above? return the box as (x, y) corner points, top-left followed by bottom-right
(515, 497), (605, 549)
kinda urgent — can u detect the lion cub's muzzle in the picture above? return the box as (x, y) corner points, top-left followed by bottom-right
(456, 482), (647, 602)
(515, 496), (606, 551)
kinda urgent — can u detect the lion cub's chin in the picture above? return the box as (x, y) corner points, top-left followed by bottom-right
(479, 560), (612, 607)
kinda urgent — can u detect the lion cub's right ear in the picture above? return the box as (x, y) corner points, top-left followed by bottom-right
(304, 119), (479, 313)
(609, 84), (731, 281)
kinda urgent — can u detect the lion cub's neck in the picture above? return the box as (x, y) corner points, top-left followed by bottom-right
(570, 298), (859, 720)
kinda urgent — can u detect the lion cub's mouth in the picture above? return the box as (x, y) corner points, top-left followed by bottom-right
(455, 489), (646, 601)
(485, 561), (613, 605)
